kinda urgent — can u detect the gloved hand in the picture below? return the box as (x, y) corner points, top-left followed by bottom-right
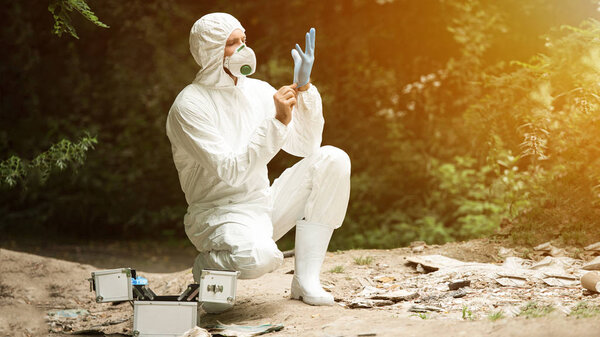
(292, 27), (316, 87)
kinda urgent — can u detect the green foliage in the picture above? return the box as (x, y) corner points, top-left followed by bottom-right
(462, 305), (474, 320)
(518, 302), (555, 319)
(353, 256), (373, 266)
(1, 135), (97, 188)
(489, 19), (600, 244)
(427, 152), (532, 240)
(332, 1), (600, 249)
(329, 265), (345, 274)
(2, 0), (599, 245)
(569, 302), (600, 319)
(48, 0), (108, 39)
(488, 310), (504, 321)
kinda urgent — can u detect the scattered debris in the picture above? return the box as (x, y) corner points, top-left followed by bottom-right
(495, 275), (527, 287)
(410, 241), (426, 254)
(179, 326), (211, 337)
(411, 246), (424, 253)
(357, 277), (375, 288)
(48, 309), (89, 318)
(370, 290), (419, 302)
(46, 308), (131, 335)
(498, 247), (517, 258)
(549, 247), (567, 257)
(583, 256), (600, 271)
(348, 298), (395, 308)
(542, 275), (579, 287)
(346, 286), (419, 308)
(405, 255), (465, 273)
(410, 241), (426, 248)
(375, 276), (396, 283)
(448, 280), (470, 290)
(532, 242), (567, 257)
(205, 322), (284, 336)
(534, 242), (552, 252)
(342, 252), (598, 317)
(409, 305), (443, 313)
(451, 289), (467, 298)
(584, 242), (600, 252)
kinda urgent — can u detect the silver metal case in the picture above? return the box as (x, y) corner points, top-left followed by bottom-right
(198, 269), (239, 305)
(133, 301), (197, 337)
(91, 268), (133, 302)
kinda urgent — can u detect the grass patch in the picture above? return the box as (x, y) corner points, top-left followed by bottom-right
(517, 302), (555, 319)
(520, 248), (533, 260)
(462, 305), (474, 320)
(47, 284), (63, 298)
(354, 255), (373, 266)
(569, 302), (600, 319)
(488, 310), (504, 321)
(0, 282), (13, 299)
(329, 265), (345, 273)
(410, 313), (429, 319)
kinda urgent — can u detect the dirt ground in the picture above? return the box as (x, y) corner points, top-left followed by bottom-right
(1, 239), (600, 337)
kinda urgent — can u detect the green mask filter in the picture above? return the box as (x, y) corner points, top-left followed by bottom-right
(224, 44), (256, 77)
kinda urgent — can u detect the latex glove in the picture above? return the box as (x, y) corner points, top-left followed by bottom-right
(292, 27), (316, 87)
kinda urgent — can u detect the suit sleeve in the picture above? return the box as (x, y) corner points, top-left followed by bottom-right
(263, 83), (325, 157)
(166, 99), (289, 187)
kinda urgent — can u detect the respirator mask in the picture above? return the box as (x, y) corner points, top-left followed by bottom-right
(224, 44), (256, 77)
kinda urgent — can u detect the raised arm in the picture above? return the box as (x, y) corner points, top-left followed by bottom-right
(166, 100), (288, 187)
(285, 84), (324, 157)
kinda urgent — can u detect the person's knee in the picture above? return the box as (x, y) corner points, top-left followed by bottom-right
(231, 240), (283, 279)
(319, 145), (351, 176)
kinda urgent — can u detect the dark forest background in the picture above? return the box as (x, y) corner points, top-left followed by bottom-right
(2, 0), (599, 250)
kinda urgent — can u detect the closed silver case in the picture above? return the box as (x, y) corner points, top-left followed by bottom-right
(198, 269), (239, 312)
(133, 301), (197, 337)
(91, 268), (133, 302)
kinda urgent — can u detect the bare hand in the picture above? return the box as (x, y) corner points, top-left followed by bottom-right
(273, 83), (298, 125)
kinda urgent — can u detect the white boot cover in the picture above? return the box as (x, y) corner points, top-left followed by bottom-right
(291, 220), (334, 306)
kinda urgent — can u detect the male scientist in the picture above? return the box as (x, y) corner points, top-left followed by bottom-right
(166, 13), (351, 307)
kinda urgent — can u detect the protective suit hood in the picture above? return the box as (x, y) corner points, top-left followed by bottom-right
(190, 13), (246, 88)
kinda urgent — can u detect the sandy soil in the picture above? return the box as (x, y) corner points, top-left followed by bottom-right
(1, 239), (599, 337)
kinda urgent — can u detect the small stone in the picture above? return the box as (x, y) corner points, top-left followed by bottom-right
(375, 276), (396, 283)
(549, 247), (566, 257)
(585, 242), (600, 251)
(370, 290), (419, 302)
(452, 289), (467, 298)
(448, 279), (471, 290)
(412, 246), (424, 253)
(409, 305), (443, 313)
(498, 247), (516, 258)
(583, 256), (600, 270)
(534, 242), (552, 251)
(410, 241), (426, 248)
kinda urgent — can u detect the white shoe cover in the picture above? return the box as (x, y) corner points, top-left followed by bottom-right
(290, 220), (335, 306)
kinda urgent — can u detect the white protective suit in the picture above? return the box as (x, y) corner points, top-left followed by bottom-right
(165, 13), (351, 281)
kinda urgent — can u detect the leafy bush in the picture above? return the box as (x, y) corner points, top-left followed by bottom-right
(1, 135), (97, 188)
(2, 0), (599, 247)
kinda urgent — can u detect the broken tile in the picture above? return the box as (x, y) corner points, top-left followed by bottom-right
(448, 280), (470, 290)
(534, 242), (552, 251)
(584, 242), (600, 251)
(583, 256), (600, 271)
